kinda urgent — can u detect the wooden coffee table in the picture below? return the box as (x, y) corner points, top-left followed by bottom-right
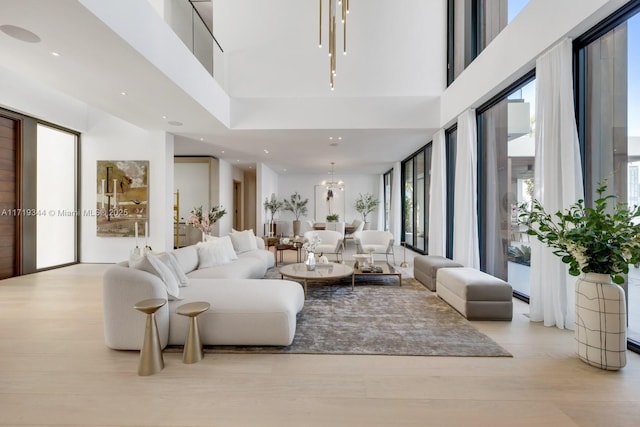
(279, 262), (354, 297)
(353, 262), (402, 287)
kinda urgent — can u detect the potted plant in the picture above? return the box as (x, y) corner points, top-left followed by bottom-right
(354, 193), (379, 230)
(283, 192), (309, 237)
(264, 195), (284, 237)
(187, 205), (227, 241)
(326, 213), (340, 222)
(520, 180), (640, 370)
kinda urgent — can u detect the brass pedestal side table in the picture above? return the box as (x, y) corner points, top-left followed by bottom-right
(134, 298), (167, 376)
(176, 302), (211, 364)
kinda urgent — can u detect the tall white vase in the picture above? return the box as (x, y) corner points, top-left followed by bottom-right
(575, 272), (627, 370)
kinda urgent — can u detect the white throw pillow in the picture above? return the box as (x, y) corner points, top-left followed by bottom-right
(197, 240), (231, 269)
(229, 229), (258, 253)
(207, 235), (238, 261)
(168, 252), (190, 286)
(129, 253), (182, 300)
(153, 252), (190, 287)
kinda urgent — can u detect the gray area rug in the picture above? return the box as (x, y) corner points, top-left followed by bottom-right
(182, 266), (511, 357)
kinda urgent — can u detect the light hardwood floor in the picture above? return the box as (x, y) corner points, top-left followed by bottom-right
(1, 251), (639, 427)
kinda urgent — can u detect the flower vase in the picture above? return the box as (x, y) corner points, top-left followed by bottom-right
(575, 272), (627, 370)
(305, 252), (316, 271)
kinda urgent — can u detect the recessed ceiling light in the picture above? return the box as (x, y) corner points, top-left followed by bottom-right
(283, 168), (287, 172)
(263, 149), (269, 154)
(236, 160), (240, 163)
(200, 137), (204, 141)
(0, 25), (41, 43)
(329, 137), (333, 140)
(221, 150), (225, 154)
(120, 91), (127, 96)
(162, 115), (167, 119)
(338, 137), (342, 140)
(168, 121), (183, 126)
(50, 51), (60, 57)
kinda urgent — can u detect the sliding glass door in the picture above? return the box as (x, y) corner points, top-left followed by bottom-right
(401, 145), (432, 253)
(576, 2), (640, 346)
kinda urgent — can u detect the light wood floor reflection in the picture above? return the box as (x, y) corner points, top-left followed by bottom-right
(1, 252), (639, 426)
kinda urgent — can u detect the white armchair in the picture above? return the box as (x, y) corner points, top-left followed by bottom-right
(303, 230), (345, 263)
(354, 230), (396, 265)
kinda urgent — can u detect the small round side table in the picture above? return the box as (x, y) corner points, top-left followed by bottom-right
(133, 298), (167, 376)
(176, 301), (211, 364)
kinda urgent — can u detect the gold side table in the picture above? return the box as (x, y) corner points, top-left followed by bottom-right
(176, 301), (210, 364)
(134, 298), (167, 376)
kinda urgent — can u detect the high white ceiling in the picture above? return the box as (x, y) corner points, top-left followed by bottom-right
(0, 0), (446, 174)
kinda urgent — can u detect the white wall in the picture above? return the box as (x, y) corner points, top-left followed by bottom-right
(80, 109), (174, 262)
(174, 160), (210, 221)
(440, 0), (629, 127)
(216, 159), (234, 235)
(277, 173), (380, 235)
(257, 163), (279, 236)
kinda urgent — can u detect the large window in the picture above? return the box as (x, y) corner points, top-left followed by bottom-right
(575, 0), (640, 348)
(36, 124), (78, 269)
(477, 75), (536, 299)
(401, 145), (432, 253)
(383, 169), (392, 231)
(448, 0), (530, 85)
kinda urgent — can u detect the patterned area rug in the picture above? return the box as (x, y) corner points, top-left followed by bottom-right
(184, 265), (511, 357)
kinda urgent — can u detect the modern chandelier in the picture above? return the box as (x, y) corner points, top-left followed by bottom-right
(318, 0), (350, 90)
(322, 162), (344, 200)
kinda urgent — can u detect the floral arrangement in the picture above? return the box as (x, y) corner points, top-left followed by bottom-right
(302, 235), (321, 254)
(354, 193), (380, 222)
(187, 205), (227, 233)
(520, 180), (640, 284)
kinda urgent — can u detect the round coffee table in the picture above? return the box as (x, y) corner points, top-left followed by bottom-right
(279, 262), (354, 297)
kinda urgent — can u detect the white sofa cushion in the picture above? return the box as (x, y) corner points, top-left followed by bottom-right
(172, 245), (199, 274)
(197, 240), (231, 269)
(130, 253), (181, 300)
(155, 252), (190, 287)
(168, 279), (304, 346)
(229, 229), (259, 253)
(188, 257), (266, 279)
(205, 235), (238, 260)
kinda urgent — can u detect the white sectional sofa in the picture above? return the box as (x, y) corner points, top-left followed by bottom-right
(103, 232), (305, 350)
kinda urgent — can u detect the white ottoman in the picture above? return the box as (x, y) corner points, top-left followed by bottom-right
(436, 268), (513, 320)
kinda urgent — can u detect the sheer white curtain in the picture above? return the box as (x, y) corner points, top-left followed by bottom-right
(453, 109), (480, 268)
(530, 38), (584, 329)
(428, 129), (446, 256)
(390, 161), (402, 244)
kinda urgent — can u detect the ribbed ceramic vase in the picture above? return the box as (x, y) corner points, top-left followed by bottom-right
(575, 272), (627, 370)
(305, 252), (316, 271)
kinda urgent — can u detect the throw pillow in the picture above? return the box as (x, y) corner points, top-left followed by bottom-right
(154, 252), (190, 287)
(207, 235), (238, 261)
(229, 229), (258, 253)
(168, 252), (190, 286)
(197, 240), (231, 269)
(129, 253), (181, 300)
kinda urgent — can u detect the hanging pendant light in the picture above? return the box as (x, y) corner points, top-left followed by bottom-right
(318, 0), (350, 90)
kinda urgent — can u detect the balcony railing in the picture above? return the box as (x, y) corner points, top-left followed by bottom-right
(165, 0), (225, 88)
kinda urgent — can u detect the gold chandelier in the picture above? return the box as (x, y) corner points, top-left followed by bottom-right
(318, 0), (350, 90)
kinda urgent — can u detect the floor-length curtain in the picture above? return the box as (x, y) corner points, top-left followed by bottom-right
(530, 38), (584, 329)
(428, 129), (446, 256)
(453, 109), (480, 268)
(390, 161), (402, 244)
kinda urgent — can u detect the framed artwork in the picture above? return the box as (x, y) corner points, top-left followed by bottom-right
(96, 160), (149, 237)
(314, 184), (345, 223)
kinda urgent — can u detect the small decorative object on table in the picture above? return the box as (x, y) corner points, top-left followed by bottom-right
(302, 235), (321, 271)
(187, 205), (227, 241)
(521, 180), (640, 370)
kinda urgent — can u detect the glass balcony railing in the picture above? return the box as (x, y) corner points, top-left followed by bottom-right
(165, 0), (225, 89)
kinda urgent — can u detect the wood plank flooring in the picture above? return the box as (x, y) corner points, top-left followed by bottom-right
(0, 256), (639, 426)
